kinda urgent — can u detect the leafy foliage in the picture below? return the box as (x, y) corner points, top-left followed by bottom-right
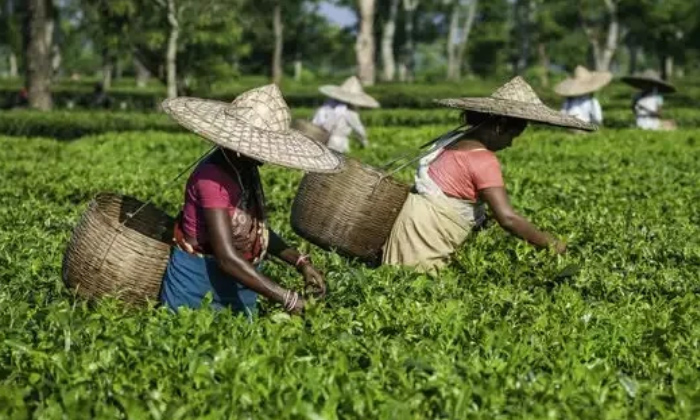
(0, 122), (698, 418)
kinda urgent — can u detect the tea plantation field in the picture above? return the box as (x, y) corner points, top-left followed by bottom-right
(0, 123), (698, 419)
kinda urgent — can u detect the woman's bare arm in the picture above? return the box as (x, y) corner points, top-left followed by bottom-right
(479, 187), (565, 253)
(203, 208), (298, 306)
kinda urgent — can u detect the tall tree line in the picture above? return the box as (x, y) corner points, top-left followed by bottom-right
(3, 0), (700, 109)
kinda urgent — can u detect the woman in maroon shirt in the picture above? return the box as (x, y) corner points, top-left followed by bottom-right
(160, 85), (343, 318)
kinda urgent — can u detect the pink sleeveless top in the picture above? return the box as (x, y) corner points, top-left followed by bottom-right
(427, 148), (504, 201)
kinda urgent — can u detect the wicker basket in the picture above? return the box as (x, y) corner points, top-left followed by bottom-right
(291, 119), (330, 145)
(291, 158), (409, 266)
(62, 193), (175, 305)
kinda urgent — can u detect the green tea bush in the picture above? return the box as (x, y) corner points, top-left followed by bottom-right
(0, 126), (698, 418)
(2, 77), (698, 111)
(3, 108), (700, 140)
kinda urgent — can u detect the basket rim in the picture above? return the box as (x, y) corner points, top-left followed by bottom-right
(343, 158), (411, 190)
(90, 192), (174, 246)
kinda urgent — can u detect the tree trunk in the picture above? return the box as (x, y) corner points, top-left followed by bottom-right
(400, 0), (419, 82)
(102, 48), (113, 90)
(446, 2), (459, 81)
(272, 0), (283, 85)
(662, 55), (673, 81)
(355, 0), (376, 86)
(50, 35), (61, 75)
(24, 0), (53, 110)
(9, 52), (18, 78)
(598, 0), (618, 71)
(627, 43), (637, 75)
(135, 58), (150, 88)
(115, 60), (123, 80)
(294, 56), (302, 82)
(380, 0), (400, 82)
(165, 0), (179, 98)
(515, 0), (531, 74)
(581, 0), (619, 72)
(454, 0), (477, 81)
(537, 41), (549, 87)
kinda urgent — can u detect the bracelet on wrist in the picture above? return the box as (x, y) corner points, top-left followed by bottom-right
(283, 290), (299, 312)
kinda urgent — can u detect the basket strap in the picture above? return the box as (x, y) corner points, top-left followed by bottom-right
(382, 129), (468, 179)
(380, 118), (494, 179)
(120, 146), (218, 227)
(378, 123), (467, 172)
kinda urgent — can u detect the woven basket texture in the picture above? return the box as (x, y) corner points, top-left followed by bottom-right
(291, 119), (331, 145)
(62, 193), (174, 305)
(291, 159), (409, 266)
(162, 85), (343, 173)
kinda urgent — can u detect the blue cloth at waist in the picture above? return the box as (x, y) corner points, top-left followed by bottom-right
(160, 247), (258, 320)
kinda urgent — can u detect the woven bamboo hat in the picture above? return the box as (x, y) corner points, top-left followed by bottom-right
(435, 76), (597, 131)
(291, 119), (331, 145)
(319, 76), (380, 108)
(554, 65), (612, 97)
(162, 85), (343, 173)
(621, 70), (676, 94)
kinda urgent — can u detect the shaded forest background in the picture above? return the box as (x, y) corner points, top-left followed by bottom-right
(3, 0), (700, 110)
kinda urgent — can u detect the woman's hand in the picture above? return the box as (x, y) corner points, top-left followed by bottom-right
(300, 264), (327, 299)
(553, 240), (567, 255)
(288, 296), (306, 315)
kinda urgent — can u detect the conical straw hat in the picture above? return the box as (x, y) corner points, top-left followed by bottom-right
(554, 65), (612, 97)
(621, 70), (676, 94)
(435, 76), (597, 131)
(162, 85), (344, 173)
(319, 76), (380, 108)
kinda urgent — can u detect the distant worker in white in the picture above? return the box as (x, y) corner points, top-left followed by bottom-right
(312, 76), (380, 154)
(554, 65), (612, 126)
(622, 70), (677, 131)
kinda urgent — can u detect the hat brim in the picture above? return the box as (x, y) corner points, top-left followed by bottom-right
(554, 72), (612, 97)
(620, 76), (676, 94)
(162, 97), (344, 173)
(319, 85), (380, 108)
(435, 97), (597, 131)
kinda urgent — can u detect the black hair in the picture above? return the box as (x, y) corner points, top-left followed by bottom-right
(461, 111), (491, 126)
(461, 111), (529, 129)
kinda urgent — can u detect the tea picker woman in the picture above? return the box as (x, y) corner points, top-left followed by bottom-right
(554, 65), (611, 125)
(383, 77), (596, 272)
(622, 70), (677, 131)
(312, 76), (380, 154)
(160, 85), (343, 317)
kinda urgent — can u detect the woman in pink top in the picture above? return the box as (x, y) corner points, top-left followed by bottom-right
(383, 77), (597, 271)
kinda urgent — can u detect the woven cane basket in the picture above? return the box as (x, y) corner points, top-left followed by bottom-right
(291, 159), (409, 266)
(62, 193), (175, 305)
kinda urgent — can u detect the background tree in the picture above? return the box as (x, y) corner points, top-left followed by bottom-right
(579, 0), (622, 71)
(24, 0), (55, 109)
(531, 0), (567, 85)
(76, 0), (136, 90)
(467, 0), (509, 79)
(1, 0), (23, 78)
(129, 0), (248, 96)
(380, 0), (400, 82)
(355, 0), (376, 85)
(398, 0), (419, 82)
(445, 0), (478, 82)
